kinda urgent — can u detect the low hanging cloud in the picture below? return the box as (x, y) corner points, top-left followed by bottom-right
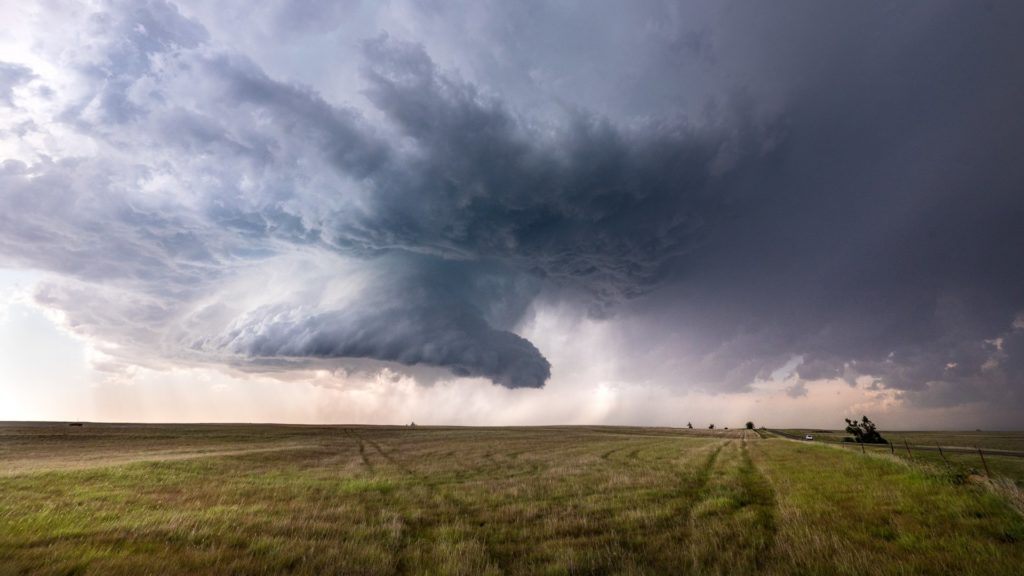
(220, 300), (550, 389)
(2, 0), (1024, 419)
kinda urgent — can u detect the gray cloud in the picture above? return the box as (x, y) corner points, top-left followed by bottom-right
(3, 0), (1024, 417)
(219, 288), (550, 389)
(612, 1), (1024, 413)
(0, 62), (35, 106)
(349, 35), (768, 313)
(785, 381), (808, 399)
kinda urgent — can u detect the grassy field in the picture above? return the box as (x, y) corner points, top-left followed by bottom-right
(778, 429), (1024, 488)
(1, 424), (1023, 575)
(779, 429), (1024, 452)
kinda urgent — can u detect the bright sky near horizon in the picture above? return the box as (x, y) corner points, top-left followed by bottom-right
(1, 1), (1023, 428)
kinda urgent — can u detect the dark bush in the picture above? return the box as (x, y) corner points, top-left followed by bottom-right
(844, 416), (886, 444)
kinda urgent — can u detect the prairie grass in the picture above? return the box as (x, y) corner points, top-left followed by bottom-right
(0, 424), (1021, 575)
(781, 429), (1024, 452)
(779, 428), (1024, 487)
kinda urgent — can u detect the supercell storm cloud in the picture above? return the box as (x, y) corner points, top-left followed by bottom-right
(1, 1), (1023, 422)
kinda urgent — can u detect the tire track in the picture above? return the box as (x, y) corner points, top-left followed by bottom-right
(680, 440), (778, 573)
(738, 439), (778, 569)
(350, 430), (504, 575)
(610, 440), (727, 572)
(343, 428), (373, 472)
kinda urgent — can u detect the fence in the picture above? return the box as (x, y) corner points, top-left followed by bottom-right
(764, 429), (1024, 476)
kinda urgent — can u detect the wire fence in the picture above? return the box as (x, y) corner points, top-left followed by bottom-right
(764, 429), (1024, 477)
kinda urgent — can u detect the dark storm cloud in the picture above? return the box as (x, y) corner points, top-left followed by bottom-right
(617, 1), (1024, 412)
(7, 1), (743, 388)
(217, 259), (550, 388)
(4, 0), (1024, 410)
(346, 36), (764, 313)
(180, 36), (762, 385)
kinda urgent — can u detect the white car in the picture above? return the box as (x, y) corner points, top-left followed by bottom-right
(804, 434), (814, 441)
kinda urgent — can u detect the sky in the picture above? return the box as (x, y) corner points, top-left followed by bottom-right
(1, 0), (1023, 429)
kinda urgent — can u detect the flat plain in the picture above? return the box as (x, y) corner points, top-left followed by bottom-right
(1, 423), (1022, 575)
(778, 428), (1024, 488)
(779, 429), (1024, 452)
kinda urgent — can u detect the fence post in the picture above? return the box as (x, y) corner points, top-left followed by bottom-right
(861, 442), (866, 454)
(977, 446), (991, 476)
(937, 443), (949, 466)
(889, 441), (895, 456)
(904, 439), (913, 460)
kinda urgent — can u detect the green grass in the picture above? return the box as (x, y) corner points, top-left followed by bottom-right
(779, 428), (1024, 488)
(0, 424), (1022, 575)
(780, 429), (1024, 452)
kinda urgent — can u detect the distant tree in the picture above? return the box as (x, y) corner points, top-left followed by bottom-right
(708, 424), (715, 430)
(687, 422), (693, 429)
(745, 421), (755, 430)
(844, 415), (886, 444)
